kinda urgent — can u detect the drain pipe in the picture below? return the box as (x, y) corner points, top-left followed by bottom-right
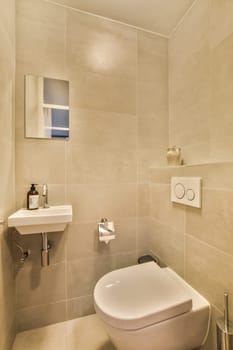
(41, 233), (50, 267)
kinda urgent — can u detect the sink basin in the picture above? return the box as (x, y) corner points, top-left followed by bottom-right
(8, 205), (72, 234)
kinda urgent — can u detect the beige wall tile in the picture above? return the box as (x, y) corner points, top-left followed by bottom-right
(186, 189), (233, 257)
(17, 302), (67, 332)
(67, 295), (95, 320)
(67, 256), (112, 298)
(69, 72), (136, 114)
(137, 217), (150, 250)
(150, 219), (185, 276)
(67, 108), (137, 184)
(139, 30), (167, 54)
(169, 0), (233, 167)
(137, 148), (168, 183)
(137, 30), (168, 181)
(0, 275), (15, 349)
(67, 144), (137, 184)
(150, 183), (185, 232)
(209, 137), (233, 163)
(169, 48), (210, 147)
(0, 140), (15, 216)
(169, 0), (210, 67)
(110, 251), (138, 270)
(211, 0), (233, 49)
(138, 31), (168, 83)
(67, 218), (136, 260)
(185, 235), (233, 319)
(169, 0), (211, 160)
(184, 162), (233, 189)
(137, 184), (149, 217)
(67, 184), (136, 223)
(67, 222), (102, 260)
(0, 0), (16, 348)
(66, 9), (137, 79)
(70, 108), (137, 148)
(16, 0), (66, 74)
(138, 80), (168, 116)
(179, 142), (210, 165)
(14, 69), (25, 142)
(15, 140), (66, 186)
(138, 114), (168, 150)
(150, 166), (185, 184)
(210, 33), (233, 141)
(16, 263), (66, 308)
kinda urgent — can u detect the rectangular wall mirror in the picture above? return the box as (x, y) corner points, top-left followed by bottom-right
(25, 74), (69, 139)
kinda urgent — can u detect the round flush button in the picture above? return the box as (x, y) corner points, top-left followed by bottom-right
(174, 183), (185, 199)
(186, 189), (195, 201)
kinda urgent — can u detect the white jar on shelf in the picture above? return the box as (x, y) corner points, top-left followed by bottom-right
(166, 146), (181, 166)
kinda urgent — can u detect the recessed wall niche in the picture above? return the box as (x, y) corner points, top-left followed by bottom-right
(25, 74), (69, 139)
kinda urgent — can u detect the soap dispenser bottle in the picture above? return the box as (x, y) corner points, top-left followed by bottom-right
(27, 184), (39, 210)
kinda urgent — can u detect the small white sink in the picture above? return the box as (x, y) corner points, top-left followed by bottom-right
(8, 205), (72, 234)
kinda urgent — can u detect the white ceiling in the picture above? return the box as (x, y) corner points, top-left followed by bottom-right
(53, 0), (196, 36)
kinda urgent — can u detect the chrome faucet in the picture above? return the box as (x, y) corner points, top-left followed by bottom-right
(42, 183), (49, 208)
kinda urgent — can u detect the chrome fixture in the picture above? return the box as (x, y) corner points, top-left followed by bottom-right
(13, 234), (31, 263)
(98, 218), (116, 244)
(41, 233), (52, 267)
(99, 218), (114, 234)
(217, 293), (233, 350)
(42, 183), (49, 208)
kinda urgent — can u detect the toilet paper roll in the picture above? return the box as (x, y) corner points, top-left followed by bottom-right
(99, 234), (116, 244)
(98, 221), (115, 244)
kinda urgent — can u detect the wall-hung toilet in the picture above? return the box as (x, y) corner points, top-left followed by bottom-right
(94, 262), (210, 350)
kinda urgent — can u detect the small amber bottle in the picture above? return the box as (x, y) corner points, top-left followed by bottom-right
(27, 184), (39, 210)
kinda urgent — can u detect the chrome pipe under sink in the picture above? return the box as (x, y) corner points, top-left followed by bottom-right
(41, 233), (50, 267)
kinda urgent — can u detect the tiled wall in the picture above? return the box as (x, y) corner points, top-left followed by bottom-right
(149, 163), (233, 350)
(0, 0), (16, 349)
(149, 1), (233, 349)
(169, 0), (233, 165)
(15, 0), (168, 331)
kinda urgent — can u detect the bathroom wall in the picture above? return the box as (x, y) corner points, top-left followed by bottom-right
(149, 1), (233, 349)
(169, 0), (233, 165)
(0, 0), (16, 349)
(15, 0), (168, 331)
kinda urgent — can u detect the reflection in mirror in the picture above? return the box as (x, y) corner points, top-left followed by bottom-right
(25, 75), (69, 139)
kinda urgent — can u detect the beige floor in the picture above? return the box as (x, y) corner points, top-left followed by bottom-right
(13, 314), (116, 350)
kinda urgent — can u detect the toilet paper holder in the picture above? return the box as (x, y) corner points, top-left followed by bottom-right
(98, 218), (115, 244)
(217, 293), (233, 350)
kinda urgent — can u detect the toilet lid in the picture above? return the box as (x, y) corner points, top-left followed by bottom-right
(94, 262), (192, 330)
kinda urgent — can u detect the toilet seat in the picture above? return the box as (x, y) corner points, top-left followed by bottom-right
(94, 262), (192, 330)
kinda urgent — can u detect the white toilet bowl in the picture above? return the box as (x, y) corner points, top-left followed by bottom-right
(94, 262), (210, 350)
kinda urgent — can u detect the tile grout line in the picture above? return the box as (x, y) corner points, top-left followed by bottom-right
(64, 7), (69, 330)
(43, 0), (168, 38)
(168, 0), (199, 38)
(135, 28), (139, 253)
(184, 206), (187, 279)
(186, 232), (233, 261)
